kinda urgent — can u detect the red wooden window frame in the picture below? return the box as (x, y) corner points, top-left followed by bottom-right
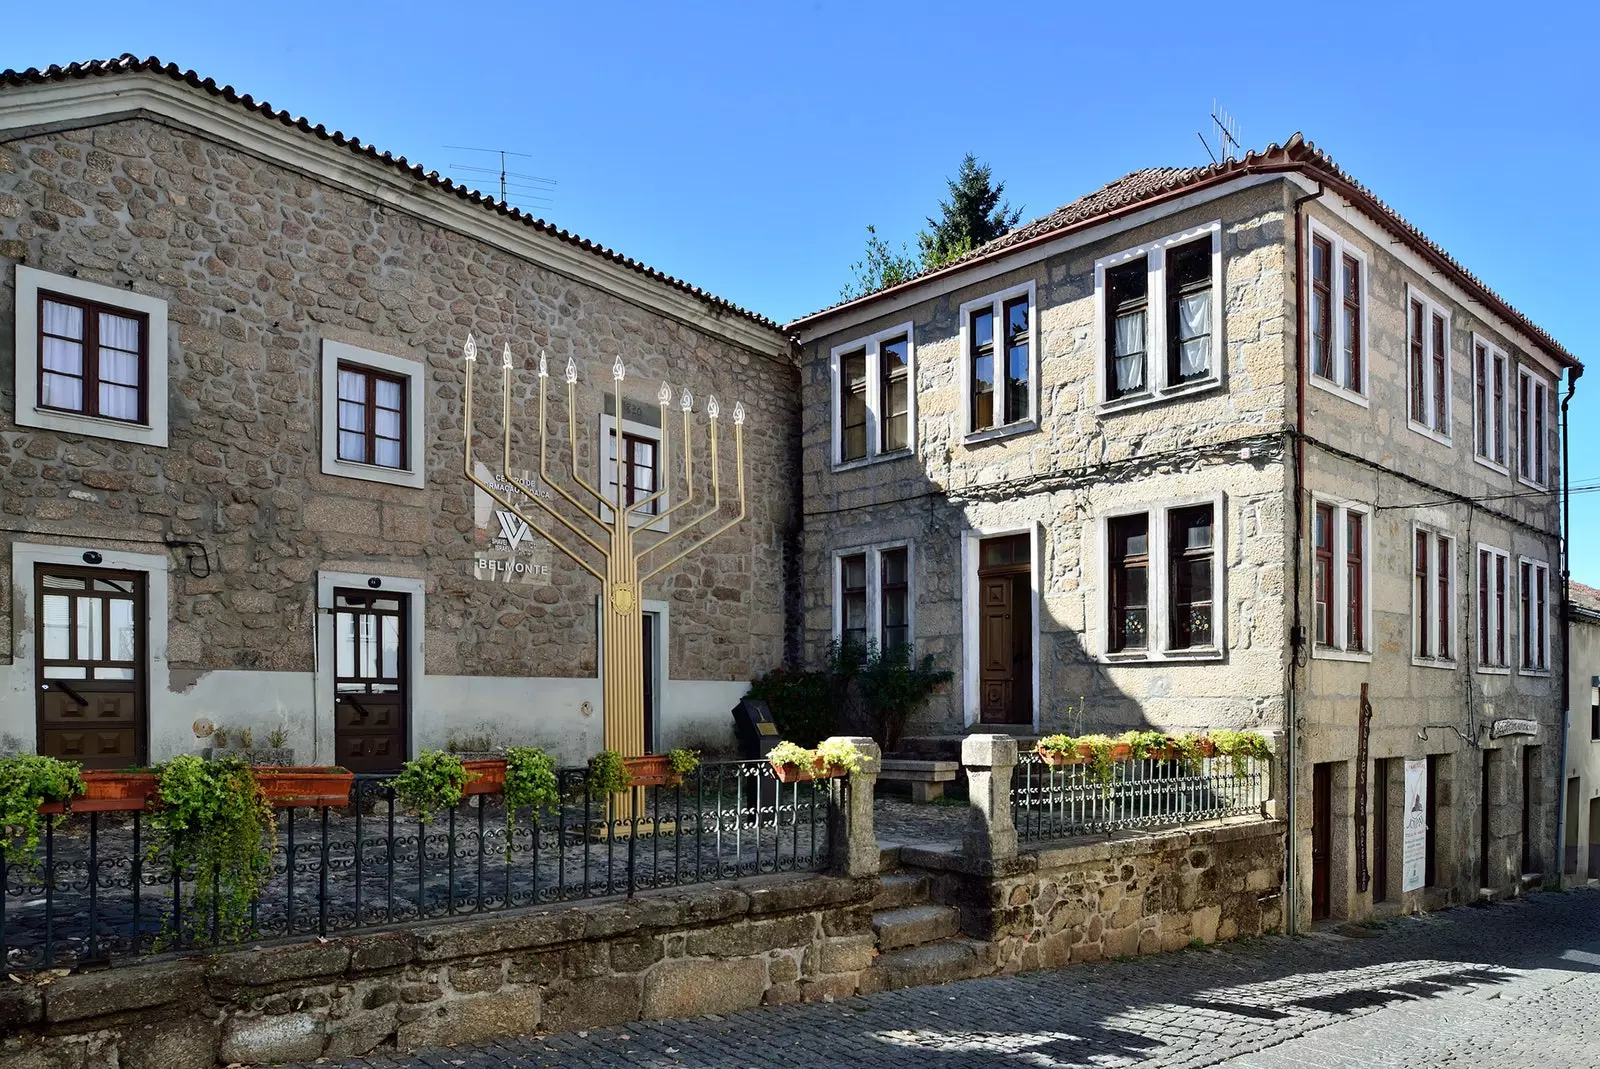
(1409, 300), (1427, 425)
(1313, 504), (1335, 646)
(1341, 253), (1362, 390)
(970, 306), (997, 430)
(879, 335), (910, 454)
(1436, 534), (1451, 660)
(1431, 313), (1448, 432)
(1168, 505), (1214, 649)
(336, 362), (408, 470)
(1345, 510), (1364, 651)
(37, 290), (149, 424)
(1310, 237), (1333, 381)
(880, 547), (909, 651)
(839, 348), (868, 461)
(1414, 530), (1430, 657)
(1108, 514), (1150, 652)
(840, 553), (868, 649)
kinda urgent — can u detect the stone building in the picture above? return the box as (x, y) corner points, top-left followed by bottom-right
(786, 137), (1581, 925)
(1561, 581), (1600, 881)
(0, 58), (796, 770)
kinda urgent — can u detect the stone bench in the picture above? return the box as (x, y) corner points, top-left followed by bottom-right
(878, 758), (962, 803)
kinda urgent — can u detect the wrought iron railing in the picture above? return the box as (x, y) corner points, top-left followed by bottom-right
(0, 759), (839, 969)
(1011, 752), (1266, 844)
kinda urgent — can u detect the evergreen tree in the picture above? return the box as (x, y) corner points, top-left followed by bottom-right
(917, 153), (1022, 269)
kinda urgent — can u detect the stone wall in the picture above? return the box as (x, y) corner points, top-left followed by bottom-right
(0, 875), (881, 1068)
(908, 819), (1285, 971)
(0, 114), (799, 763)
(795, 182), (1294, 736)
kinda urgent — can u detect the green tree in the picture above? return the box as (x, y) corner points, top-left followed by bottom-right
(840, 224), (920, 301)
(917, 153), (1022, 269)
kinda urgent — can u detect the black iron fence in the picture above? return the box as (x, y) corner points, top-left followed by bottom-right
(1012, 752), (1266, 844)
(0, 759), (839, 969)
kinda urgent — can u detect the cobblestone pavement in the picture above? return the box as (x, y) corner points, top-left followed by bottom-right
(285, 887), (1600, 1069)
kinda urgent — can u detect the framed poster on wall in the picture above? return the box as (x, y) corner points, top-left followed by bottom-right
(1402, 758), (1427, 893)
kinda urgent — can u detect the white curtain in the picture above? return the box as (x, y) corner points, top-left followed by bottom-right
(1176, 292), (1211, 378)
(1114, 311), (1146, 392)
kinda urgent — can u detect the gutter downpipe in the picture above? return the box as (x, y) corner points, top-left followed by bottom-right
(1556, 363), (1582, 885)
(1286, 179), (1324, 937)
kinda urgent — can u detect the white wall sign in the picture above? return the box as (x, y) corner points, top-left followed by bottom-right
(1402, 758), (1428, 893)
(1489, 719), (1538, 740)
(472, 462), (554, 584)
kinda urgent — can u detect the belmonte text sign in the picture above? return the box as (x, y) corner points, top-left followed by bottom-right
(472, 462), (553, 584)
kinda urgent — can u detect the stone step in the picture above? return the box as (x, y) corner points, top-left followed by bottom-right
(871, 904), (959, 951)
(857, 938), (993, 995)
(870, 872), (930, 911)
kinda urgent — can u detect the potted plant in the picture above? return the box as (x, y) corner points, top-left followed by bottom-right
(389, 750), (471, 821)
(151, 755), (276, 943)
(814, 738), (863, 777)
(78, 767), (161, 811)
(1209, 730), (1271, 777)
(765, 740), (820, 782)
(252, 766), (353, 807)
(586, 749), (630, 797)
(1034, 734), (1083, 767)
(502, 746), (560, 841)
(622, 748), (701, 788)
(0, 755), (84, 862)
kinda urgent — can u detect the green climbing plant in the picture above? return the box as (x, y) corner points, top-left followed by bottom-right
(586, 750), (629, 796)
(389, 750), (471, 822)
(0, 755), (84, 862)
(1209, 730), (1271, 777)
(502, 747), (560, 845)
(666, 749), (701, 776)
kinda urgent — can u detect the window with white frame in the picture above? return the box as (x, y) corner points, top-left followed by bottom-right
(961, 284), (1034, 434)
(320, 340), (425, 488)
(12, 265), (170, 448)
(1473, 336), (1509, 470)
(1097, 223), (1221, 406)
(1412, 526), (1456, 663)
(1307, 225), (1366, 396)
(832, 324), (914, 464)
(1103, 499), (1222, 658)
(600, 395), (669, 530)
(1476, 544), (1510, 670)
(1312, 500), (1369, 655)
(834, 543), (913, 651)
(1519, 557), (1550, 672)
(1517, 367), (1550, 487)
(1407, 289), (1452, 440)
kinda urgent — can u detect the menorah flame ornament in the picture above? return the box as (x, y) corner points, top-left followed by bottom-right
(460, 335), (747, 761)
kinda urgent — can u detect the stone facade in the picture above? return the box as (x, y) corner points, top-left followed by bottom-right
(1560, 585), (1600, 881)
(792, 164), (1576, 930)
(0, 77), (797, 766)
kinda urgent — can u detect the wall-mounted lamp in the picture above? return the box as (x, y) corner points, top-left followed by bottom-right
(82, 551), (103, 565)
(367, 577), (382, 589)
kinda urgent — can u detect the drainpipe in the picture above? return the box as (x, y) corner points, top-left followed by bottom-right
(1285, 179), (1324, 936)
(1556, 363), (1582, 885)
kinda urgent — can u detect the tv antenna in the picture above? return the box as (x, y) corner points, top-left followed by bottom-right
(1197, 102), (1242, 165)
(444, 145), (558, 214)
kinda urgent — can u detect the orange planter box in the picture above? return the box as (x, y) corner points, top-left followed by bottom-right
(461, 758), (507, 796)
(76, 770), (159, 812)
(623, 754), (683, 788)
(253, 767), (353, 808)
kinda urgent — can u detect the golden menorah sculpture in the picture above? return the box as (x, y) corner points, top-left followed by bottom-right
(460, 334), (746, 760)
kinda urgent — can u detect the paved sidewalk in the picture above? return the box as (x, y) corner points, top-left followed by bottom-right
(286, 888), (1600, 1069)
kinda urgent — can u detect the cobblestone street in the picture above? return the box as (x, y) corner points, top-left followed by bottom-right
(284, 887), (1600, 1069)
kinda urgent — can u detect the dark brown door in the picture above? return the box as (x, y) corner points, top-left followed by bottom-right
(1521, 746), (1535, 875)
(1480, 749), (1494, 888)
(642, 612), (657, 752)
(978, 534), (1031, 725)
(35, 566), (146, 769)
(1311, 762), (1332, 921)
(1372, 758), (1389, 902)
(333, 589), (408, 773)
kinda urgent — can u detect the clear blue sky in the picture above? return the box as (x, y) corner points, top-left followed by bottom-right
(5, 1), (1597, 582)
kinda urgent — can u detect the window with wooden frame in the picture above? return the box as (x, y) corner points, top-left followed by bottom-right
(37, 291), (148, 424)
(1477, 545), (1510, 670)
(1167, 505), (1214, 649)
(1305, 225), (1366, 397)
(606, 428), (660, 516)
(1312, 500), (1368, 656)
(1098, 223), (1221, 407)
(38, 571), (141, 682)
(880, 547), (909, 651)
(1106, 257), (1149, 400)
(1413, 526), (1456, 663)
(1108, 515), (1150, 652)
(840, 553), (868, 649)
(831, 325), (914, 465)
(1519, 558), (1549, 672)
(1474, 338), (1509, 469)
(336, 363), (407, 469)
(1314, 504), (1334, 647)
(1517, 367), (1550, 487)
(963, 284), (1034, 434)
(839, 347), (868, 462)
(1408, 289), (1451, 440)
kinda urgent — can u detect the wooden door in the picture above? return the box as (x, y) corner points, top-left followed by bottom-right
(642, 612), (657, 752)
(1311, 762), (1332, 921)
(35, 566), (146, 769)
(1372, 758), (1389, 902)
(977, 534), (1031, 725)
(333, 589), (408, 772)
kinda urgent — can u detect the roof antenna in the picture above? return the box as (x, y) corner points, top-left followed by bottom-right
(443, 145), (558, 213)
(1199, 101), (1242, 164)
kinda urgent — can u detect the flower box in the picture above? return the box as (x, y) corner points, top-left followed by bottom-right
(76, 769), (160, 812)
(770, 760), (846, 784)
(461, 758), (508, 796)
(623, 754), (683, 788)
(253, 767), (353, 808)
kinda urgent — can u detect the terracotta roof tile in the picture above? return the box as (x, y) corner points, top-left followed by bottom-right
(0, 56), (783, 335)
(792, 135), (1580, 371)
(1571, 581), (1600, 617)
